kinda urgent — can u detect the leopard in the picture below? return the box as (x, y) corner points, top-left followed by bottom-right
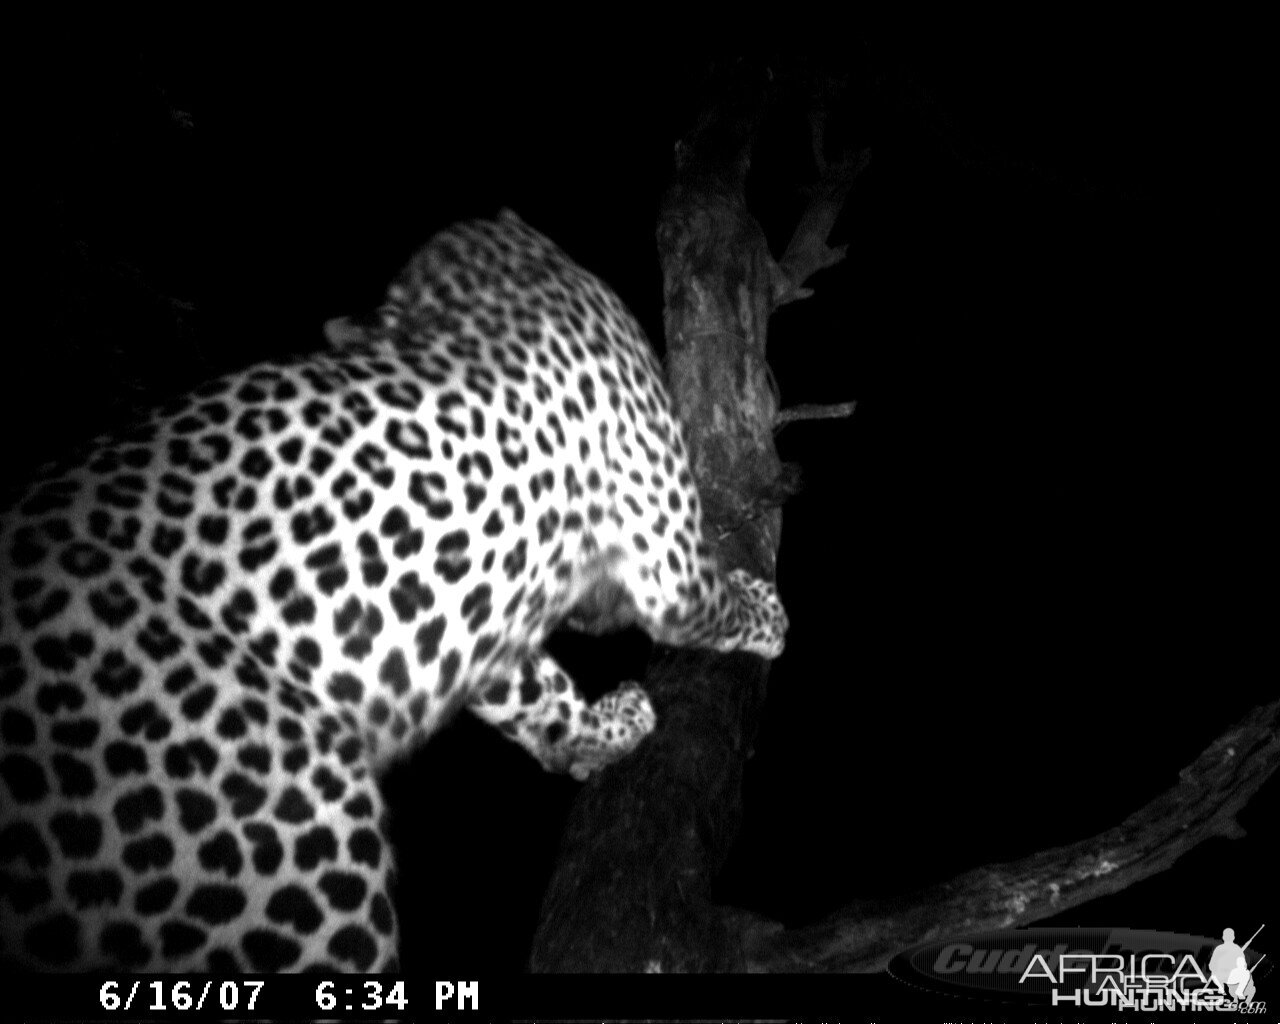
(0, 209), (787, 971)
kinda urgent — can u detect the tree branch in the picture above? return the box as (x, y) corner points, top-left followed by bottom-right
(740, 698), (1280, 972)
(772, 146), (870, 308)
(775, 400), (858, 429)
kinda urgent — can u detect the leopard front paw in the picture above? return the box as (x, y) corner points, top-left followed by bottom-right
(725, 568), (788, 659)
(553, 683), (657, 781)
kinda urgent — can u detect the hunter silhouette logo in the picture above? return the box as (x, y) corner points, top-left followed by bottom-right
(1208, 925), (1264, 1002)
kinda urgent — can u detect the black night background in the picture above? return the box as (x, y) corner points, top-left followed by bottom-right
(10, 24), (1274, 989)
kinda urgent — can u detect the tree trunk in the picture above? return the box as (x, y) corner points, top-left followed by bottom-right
(528, 76), (845, 974)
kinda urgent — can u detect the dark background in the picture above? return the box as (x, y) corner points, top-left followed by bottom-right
(13, 29), (1273, 974)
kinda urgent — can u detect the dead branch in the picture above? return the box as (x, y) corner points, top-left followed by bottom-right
(740, 698), (1280, 972)
(772, 146), (869, 308)
(775, 400), (858, 429)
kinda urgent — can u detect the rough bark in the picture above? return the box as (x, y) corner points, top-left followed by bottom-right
(527, 185), (787, 973)
(528, 73), (858, 974)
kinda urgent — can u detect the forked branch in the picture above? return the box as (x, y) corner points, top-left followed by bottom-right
(773, 142), (870, 308)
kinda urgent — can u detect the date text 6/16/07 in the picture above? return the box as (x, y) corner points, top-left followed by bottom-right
(99, 980), (264, 1012)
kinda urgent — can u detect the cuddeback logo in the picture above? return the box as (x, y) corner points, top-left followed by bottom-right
(889, 925), (1269, 1011)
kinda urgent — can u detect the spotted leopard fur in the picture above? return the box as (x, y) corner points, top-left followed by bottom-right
(0, 210), (787, 971)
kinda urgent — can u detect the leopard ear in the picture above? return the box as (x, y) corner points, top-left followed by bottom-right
(497, 208), (527, 228)
(323, 314), (380, 347)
